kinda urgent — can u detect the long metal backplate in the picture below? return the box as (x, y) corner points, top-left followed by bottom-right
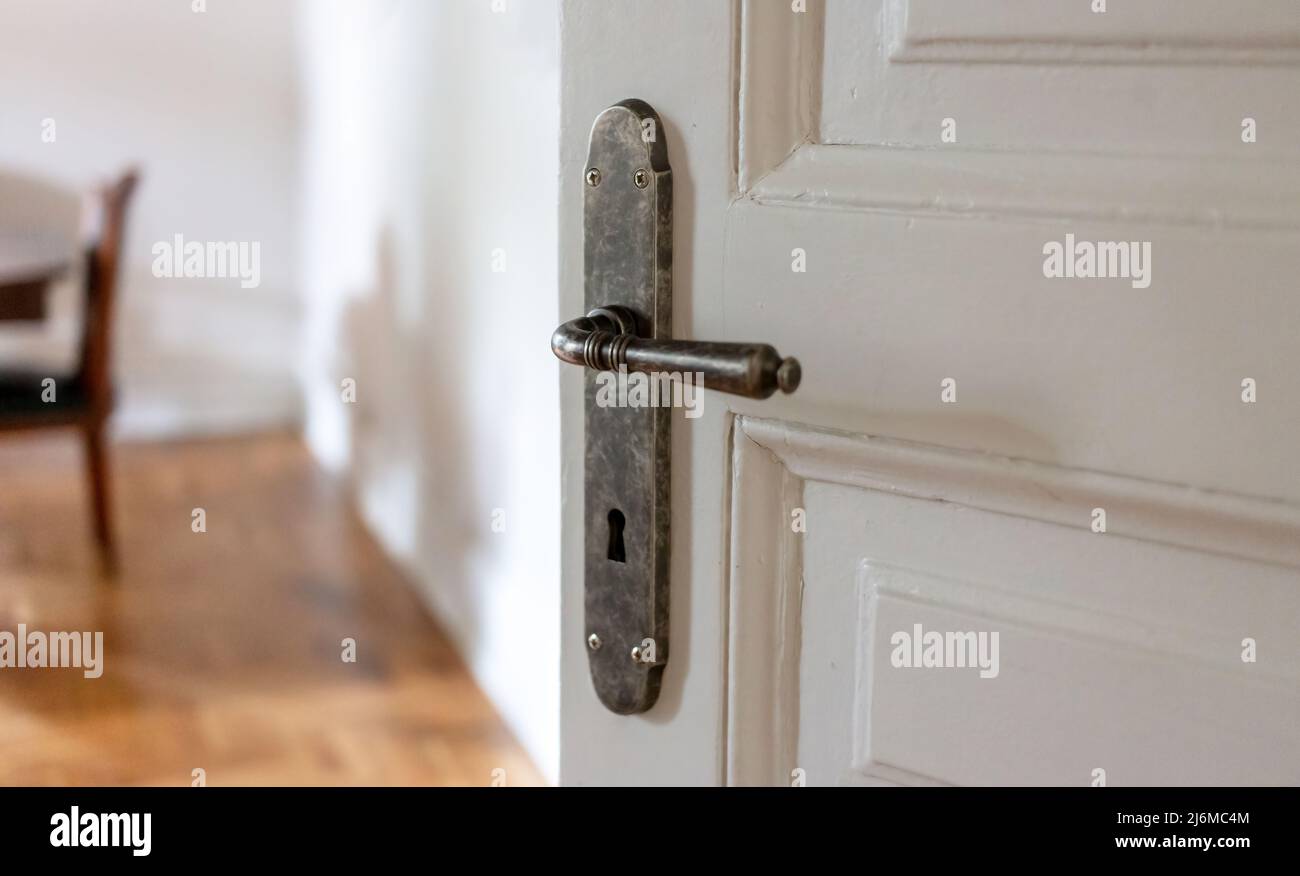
(584, 99), (671, 714)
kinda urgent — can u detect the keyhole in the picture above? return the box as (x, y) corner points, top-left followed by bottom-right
(607, 509), (626, 563)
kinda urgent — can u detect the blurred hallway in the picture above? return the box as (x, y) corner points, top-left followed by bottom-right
(0, 432), (541, 786)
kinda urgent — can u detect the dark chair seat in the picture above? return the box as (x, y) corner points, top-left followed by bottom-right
(0, 370), (89, 419)
(0, 170), (137, 573)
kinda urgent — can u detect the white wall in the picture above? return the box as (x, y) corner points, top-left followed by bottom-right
(0, 0), (561, 781)
(0, 0), (301, 437)
(296, 0), (561, 782)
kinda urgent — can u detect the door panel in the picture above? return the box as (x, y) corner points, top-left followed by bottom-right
(822, 0), (1300, 153)
(726, 204), (1300, 502)
(729, 417), (1300, 786)
(561, 0), (1300, 786)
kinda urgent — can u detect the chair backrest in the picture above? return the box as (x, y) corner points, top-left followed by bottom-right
(81, 170), (139, 415)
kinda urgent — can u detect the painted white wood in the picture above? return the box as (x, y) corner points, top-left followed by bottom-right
(722, 199), (1300, 504)
(739, 416), (1300, 572)
(560, 0), (739, 786)
(851, 562), (1298, 786)
(561, 0), (1300, 786)
(737, 0), (820, 190)
(726, 422), (803, 786)
(894, 0), (1300, 64)
(820, 0), (1300, 156)
(729, 417), (1300, 785)
(751, 143), (1300, 230)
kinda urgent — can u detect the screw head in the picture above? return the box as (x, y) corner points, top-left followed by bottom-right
(585, 167), (601, 187)
(630, 645), (643, 663)
(587, 633), (602, 651)
(633, 168), (650, 189)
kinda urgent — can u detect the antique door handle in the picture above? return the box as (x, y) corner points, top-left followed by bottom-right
(551, 305), (801, 399)
(568, 99), (801, 716)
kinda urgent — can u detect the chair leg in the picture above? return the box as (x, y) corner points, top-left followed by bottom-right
(83, 421), (117, 573)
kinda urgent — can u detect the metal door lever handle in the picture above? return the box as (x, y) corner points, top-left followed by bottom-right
(552, 305), (801, 400)
(575, 98), (800, 715)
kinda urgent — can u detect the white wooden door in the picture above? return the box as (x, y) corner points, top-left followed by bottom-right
(559, 0), (1300, 786)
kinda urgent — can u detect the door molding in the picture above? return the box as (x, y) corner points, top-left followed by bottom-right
(747, 143), (1300, 230)
(889, 0), (1300, 66)
(735, 0), (822, 191)
(735, 0), (1300, 228)
(726, 414), (1300, 785)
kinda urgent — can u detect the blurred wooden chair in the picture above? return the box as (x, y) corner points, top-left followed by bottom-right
(0, 170), (140, 572)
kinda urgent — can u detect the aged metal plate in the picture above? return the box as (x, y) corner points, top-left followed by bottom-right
(583, 99), (671, 714)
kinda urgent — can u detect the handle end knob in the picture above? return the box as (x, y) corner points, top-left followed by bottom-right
(777, 357), (801, 394)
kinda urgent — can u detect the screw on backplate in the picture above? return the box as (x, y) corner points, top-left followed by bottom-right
(587, 633), (602, 651)
(633, 168), (649, 189)
(585, 168), (601, 187)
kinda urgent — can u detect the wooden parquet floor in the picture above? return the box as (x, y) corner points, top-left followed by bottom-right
(0, 431), (543, 786)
